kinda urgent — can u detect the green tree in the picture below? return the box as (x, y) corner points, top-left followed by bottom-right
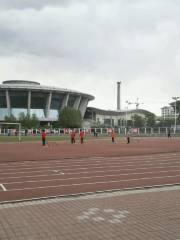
(4, 114), (17, 128)
(4, 114), (17, 123)
(132, 114), (145, 127)
(18, 113), (39, 128)
(144, 113), (156, 127)
(157, 118), (174, 127)
(59, 107), (82, 128)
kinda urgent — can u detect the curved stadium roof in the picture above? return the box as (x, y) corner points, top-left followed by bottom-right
(0, 80), (94, 121)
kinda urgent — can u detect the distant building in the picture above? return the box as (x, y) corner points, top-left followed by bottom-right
(84, 107), (153, 128)
(161, 106), (174, 120)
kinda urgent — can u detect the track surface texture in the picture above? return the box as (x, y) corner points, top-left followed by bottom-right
(0, 137), (180, 202)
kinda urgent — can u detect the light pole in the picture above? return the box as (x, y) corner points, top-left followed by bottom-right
(172, 97), (179, 134)
(125, 101), (132, 127)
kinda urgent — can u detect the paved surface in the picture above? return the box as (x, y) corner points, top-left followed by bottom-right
(0, 186), (180, 240)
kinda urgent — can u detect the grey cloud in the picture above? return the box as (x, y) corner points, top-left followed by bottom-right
(0, 0), (83, 10)
(0, 0), (180, 114)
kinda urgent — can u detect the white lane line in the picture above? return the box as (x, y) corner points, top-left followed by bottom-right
(6, 174), (180, 191)
(1, 156), (180, 172)
(0, 153), (179, 169)
(1, 161), (180, 176)
(3, 169), (180, 185)
(1, 164), (180, 179)
(0, 183), (7, 191)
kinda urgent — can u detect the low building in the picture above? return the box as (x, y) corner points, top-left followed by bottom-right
(84, 107), (153, 127)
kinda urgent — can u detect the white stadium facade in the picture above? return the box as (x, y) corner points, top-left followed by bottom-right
(0, 80), (94, 124)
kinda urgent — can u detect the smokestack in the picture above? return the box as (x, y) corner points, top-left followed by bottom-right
(117, 81), (121, 111)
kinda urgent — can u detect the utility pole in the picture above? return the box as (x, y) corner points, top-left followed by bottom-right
(172, 97), (179, 134)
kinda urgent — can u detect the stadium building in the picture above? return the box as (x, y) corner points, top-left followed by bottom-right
(0, 80), (154, 128)
(0, 80), (94, 124)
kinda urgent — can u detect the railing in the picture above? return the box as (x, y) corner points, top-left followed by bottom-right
(1, 127), (179, 136)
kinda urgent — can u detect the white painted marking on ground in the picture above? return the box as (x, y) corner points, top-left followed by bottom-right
(7, 174), (180, 191)
(3, 169), (180, 185)
(0, 153), (180, 171)
(92, 216), (105, 222)
(0, 183), (7, 191)
(77, 208), (129, 224)
(103, 209), (115, 213)
(1, 160), (180, 176)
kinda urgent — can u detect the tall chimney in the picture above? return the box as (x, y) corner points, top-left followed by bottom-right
(117, 81), (121, 111)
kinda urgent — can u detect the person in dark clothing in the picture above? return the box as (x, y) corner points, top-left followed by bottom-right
(126, 132), (130, 144)
(168, 128), (171, 138)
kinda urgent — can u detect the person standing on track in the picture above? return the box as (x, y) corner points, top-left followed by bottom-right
(41, 129), (46, 146)
(71, 130), (76, 144)
(111, 130), (115, 143)
(168, 128), (171, 138)
(79, 130), (85, 144)
(126, 131), (130, 144)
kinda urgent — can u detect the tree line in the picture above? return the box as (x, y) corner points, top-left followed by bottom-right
(2, 107), (180, 129)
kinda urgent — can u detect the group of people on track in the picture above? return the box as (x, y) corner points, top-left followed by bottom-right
(41, 129), (131, 146)
(41, 130), (85, 146)
(111, 130), (130, 144)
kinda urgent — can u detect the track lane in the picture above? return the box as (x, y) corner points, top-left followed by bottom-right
(0, 175), (179, 202)
(0, 152), (180, 202)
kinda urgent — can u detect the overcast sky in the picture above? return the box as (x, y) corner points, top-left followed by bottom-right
(0, 0), (180, 115)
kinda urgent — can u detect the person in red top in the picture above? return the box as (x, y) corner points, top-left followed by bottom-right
(79, 130), (84, 144)
(111, 130), (115, 143)
(41, 129), (46, 146)
(71, 131), (76, 144)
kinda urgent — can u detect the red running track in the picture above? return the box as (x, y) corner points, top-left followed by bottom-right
(0, 152), (180, 202)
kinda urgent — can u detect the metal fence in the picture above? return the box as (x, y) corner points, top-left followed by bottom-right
(1, 127), (180, 136)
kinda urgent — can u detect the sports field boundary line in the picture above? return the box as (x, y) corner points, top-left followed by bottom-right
(0, 183), (180, 205)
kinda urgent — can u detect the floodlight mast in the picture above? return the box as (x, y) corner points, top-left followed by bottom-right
(125, 100), (132, 126)
(127, 98), (143, 110)
(172, 97), (179, 134)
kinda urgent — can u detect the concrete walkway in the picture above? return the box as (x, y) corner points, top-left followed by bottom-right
(0, 186), (180, 240)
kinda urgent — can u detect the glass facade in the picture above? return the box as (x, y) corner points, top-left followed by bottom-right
(0, 108), (8, 120)
(0, 88), (89, 121)
(11, 109), (27, 118)
(30, 109), (45, 118)
(9, 91), (28, 108)
(31, 92), (47, 109)
(49, 110), (59, 120)
(0, 91), (6, 108)
(68, 95), (76, 108)
(51, 94), (64, 110)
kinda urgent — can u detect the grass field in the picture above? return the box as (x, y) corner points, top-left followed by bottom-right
(0, 134), (110, 142)
(0, 135), (70, 142)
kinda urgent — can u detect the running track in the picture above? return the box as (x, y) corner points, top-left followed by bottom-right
(0, 152), (180, 203)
